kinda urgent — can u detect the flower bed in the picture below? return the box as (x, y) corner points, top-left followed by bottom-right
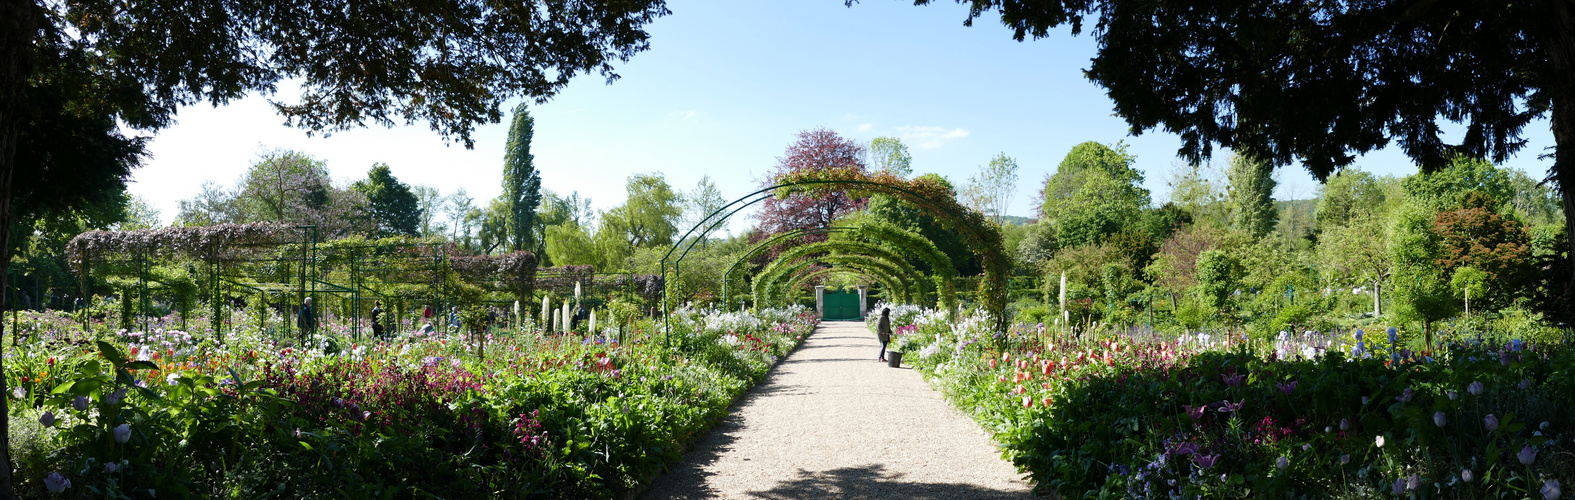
(7, 306), (817, 498)
(874, 302), (1574, 499)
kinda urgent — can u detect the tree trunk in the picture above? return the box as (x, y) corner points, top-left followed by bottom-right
(1551, 0), (1575, 325)
(0, 1), (40, 497)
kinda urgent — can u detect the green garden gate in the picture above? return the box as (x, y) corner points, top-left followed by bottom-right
(823, 290), (861, 320)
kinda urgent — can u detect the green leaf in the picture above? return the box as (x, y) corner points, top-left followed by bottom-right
(299, 441), (313, 450)
(123, 361), (159, 371)
(50, 380), (76, 395)
(97, 341), (126, 366)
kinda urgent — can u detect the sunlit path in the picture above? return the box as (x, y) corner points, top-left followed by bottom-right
(642, 321), (1035, 499)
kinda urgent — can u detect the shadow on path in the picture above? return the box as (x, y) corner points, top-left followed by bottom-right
(745, 464), (1033, 500)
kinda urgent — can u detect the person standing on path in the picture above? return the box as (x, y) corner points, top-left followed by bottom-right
(877, 307), (892, 362)
(298, 297), (317, 337)
(371, 300), (386, 339)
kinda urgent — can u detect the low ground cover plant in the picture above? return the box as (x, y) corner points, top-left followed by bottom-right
(873, 302), (1574, 499)
(8, 305), (816, 498)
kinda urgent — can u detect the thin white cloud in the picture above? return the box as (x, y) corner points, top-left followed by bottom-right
(669, 110), (700, 120)
(896, 126), (969, 149)
(857, 123), (873, 132)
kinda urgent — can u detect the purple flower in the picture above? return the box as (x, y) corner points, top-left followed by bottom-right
(1276, 456), (1289, 470)
(1339, 418), (1350, 431)
(1485, 414), (1500, 432)
(1520, 378), (1533, 390)
(1171, 442), (1199, 456)
(1542, 479), (1561, 500)
(1361, 396), (1370, 405)
(1391, 478), (1405, 496)
(104, 462), (118, 474)
(1519, 446), (1538, 465)
(43, 472), (70, 494)
(1395, 388), (1413, 403)
(1387, 327), (1398, 345)
(72, 396), (89, 411)
(113, 423), (131, 444)
(1434, 412), (1448, 428)
(1339, 454), (1350, 465)
(1184, 405), (1205, 420)
(1277, 381), (1298, 395)
(1447, 390), (1459, 401)
(106, 388), (127, 406)
(1217, 399), (1245, 413)
(1407, 474), (1420, 490)
(1193, 454), (1218, 468)
(38, 411), (55, 428)
(1222, 373), (1244, 387)
(1461, 468), (1473, 483)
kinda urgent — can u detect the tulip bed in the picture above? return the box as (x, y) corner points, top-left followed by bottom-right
(6, 306), (816, 499)
(875, 304), (1575, 499)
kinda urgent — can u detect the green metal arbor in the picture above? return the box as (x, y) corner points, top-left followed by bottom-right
(660, 168), (1009, 342)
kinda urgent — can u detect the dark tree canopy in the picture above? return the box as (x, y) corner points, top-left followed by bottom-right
(898, 0), (1575, 318)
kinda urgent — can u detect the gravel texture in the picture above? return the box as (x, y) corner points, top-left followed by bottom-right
(641, 321), (1037, 499)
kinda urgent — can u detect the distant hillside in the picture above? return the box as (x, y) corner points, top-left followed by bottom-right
(998, 215), (1035, 226)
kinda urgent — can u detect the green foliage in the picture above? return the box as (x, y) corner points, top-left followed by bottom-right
(1402, 155), (1518, 213)
(961, 152), (1021, 224)
(602, 173), (682, 249)
(503, 103), (543, 253)
(353, 163), (422, 238)
(866, 180), (981, 276)
(1225, 153), (1277, 239)
(867, 136), (913, 177)
(1388, 203), (1458, 340)
(1193, 250), (1237, 312)
(1040, 142), (1149, 248)
(1314, 168), (1389, 233)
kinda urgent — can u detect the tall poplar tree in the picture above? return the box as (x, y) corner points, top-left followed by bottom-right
(503, 103), (543, 253)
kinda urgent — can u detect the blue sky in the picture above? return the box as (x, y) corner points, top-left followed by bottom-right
(130, 0), (1555, 232)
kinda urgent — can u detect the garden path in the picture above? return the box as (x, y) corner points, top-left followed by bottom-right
(641, 320), (1036, 499)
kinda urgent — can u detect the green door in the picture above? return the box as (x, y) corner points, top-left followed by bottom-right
(823, 291), (861, 320)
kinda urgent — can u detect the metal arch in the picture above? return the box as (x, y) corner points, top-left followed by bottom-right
(760, 253), (921, 307)
(721, 226), (857, 304)
(750, 239), (926, 306)
(761, 256), (914, 307)
(660, 178), (1004, 347)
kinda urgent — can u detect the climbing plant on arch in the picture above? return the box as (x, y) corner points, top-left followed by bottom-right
(752, 240), (924, 306)
(758, 254), (917, 306)
(771, 168), (1007, 330)
(721, 221), (958, 313)
(661, 167), (1009, 345)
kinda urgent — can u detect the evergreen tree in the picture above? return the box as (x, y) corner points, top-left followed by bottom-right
(503, 103), (543, 252)
(354, 163), (422, 238)
(1226, 153), (1277, 239)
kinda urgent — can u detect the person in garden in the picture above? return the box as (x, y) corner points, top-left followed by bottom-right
(298, 297), (317, 336)
(423, 305), (434, 321)
(371, 300), (386, 339)
(877, 307), (892, 362)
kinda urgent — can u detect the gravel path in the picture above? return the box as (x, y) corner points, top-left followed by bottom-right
(641, 321), (1037, 499)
